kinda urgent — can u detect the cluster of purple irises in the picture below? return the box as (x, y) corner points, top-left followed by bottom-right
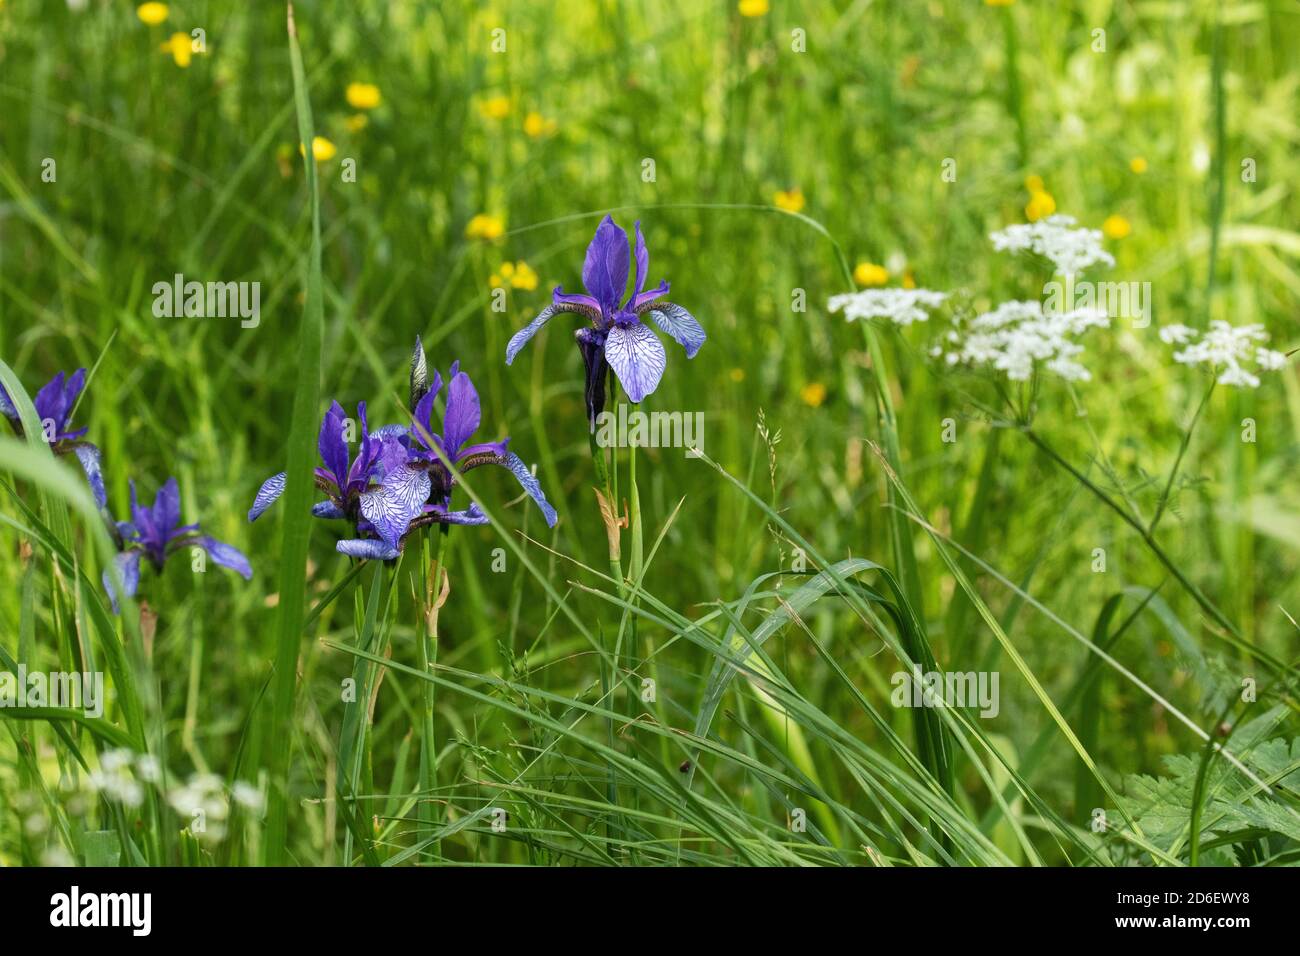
(247, 338), (557, 559)
(0, 370), (252, 612)
(3, 215), (702, 611)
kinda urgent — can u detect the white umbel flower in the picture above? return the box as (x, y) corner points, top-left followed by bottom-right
(989, 215), (1115, 276)
(936, 300), (1109, 382)
(827, 288), (948, 326)
(1165, 320), (1286, 388)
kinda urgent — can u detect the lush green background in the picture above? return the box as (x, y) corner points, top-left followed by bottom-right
(2, 0), (1298, 866)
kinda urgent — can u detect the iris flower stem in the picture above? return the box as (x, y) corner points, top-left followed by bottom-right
(416, 523), (450, 859)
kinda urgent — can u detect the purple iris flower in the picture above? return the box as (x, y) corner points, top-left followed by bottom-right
(337, 350), (558, 560)
(247, 400), (423, 550)
(505, 215), (705, 414)
(1, 369), (107, 510)
(102, 477), (252, 613)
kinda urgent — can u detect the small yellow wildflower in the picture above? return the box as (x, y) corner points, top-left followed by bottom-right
(298, 136), (337, 162)
(1025, 189), (1056, 222)
(738, 0), (769, 16)
(160, 32), (198, 68)
(729, 368), (745, 383)
(1129, 156), (1148, 174)
(1024, 174), (1044, 192)
(346, 82), (381, 110)
(1102, 214), (1131, 239)
(902, 270), (917, 289)
(509, 261), (538, 290)
(985, 0), (1014, 6)
(479, 96), (511, 120)
(523, 111), (557, 138)
(344, 113), (369, 133)
(853, 262), (889, 287)
(493, 261), (538, 291)
(773, 188), (805, 213)
(466, 214), (506, 241)
(800, 383), (827, 407)
(137, 2), (168, 25)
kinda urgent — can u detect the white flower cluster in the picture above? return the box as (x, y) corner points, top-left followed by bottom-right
(989, 215), (1115, 276)
(828, 288), (949, 326)
(932, 300), (1110, 382)
(1160, 321), (1287, 388)
(85, 748), (151, 807)
(80, 748), (264, 843)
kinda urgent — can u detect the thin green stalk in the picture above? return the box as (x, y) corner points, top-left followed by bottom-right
(1149, 379), (1216, 535)
(1021, 425), (1241, 641)
(264, 1), (325, 864)
(416, 524), (451, 859)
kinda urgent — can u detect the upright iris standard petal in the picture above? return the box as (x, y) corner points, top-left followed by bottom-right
(631, 221), (650, 300)
(505, 305), (557, 365)
(72, 443), (107, 510)
(248, 472), (286, 521)
(153, 477), (182, 539)
(102, 551), (142, 614)
(604, 321), (668, 402)
(442, 369), (481, 456)
(337, 538), (402, 560)
(648, 303), (707, 358)
(32, 372), (69, 433)
(318, 401), (350, 490)
(582, 215), (631, 313)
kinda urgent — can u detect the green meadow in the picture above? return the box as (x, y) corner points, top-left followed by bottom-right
(1, 0), (1299, 867)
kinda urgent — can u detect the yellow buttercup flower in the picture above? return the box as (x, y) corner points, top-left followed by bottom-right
(985, 0), (1014, 6)
(344, 113), (369, 133)
(479, 96), (511, 120)
(773, 188), (805, 213)
(137, 2), (168, 25)
(298, 136), (337, 162)
(729, 368), (745, 383)
(1025, 189), (1056, 222)
(1024, 174), (1044, 192)
(1129, 156), (1148, 174)
(161, 32), (194, 68)
(800, 383), (827, 407)
(738, 0), (769, 15)
(523, 111), (557, 138)
(508, 261), (538, 290)
(1102, 214), (1131, 239)
(902, 270), (917, 289)
(346, 82), (381, 110)
(492, 261), (538, 291)
(466, 214), (505, 240)
(853, 262), (889, 287)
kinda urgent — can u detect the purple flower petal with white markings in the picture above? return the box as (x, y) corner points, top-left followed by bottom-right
(248, 472), (286, 521)
(72, 442), (107, 510)
(604, 320), (667, 402)
(102, 551), (141, 614)
(337, 538), (401, 560)
(647, 303), (706, 358)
